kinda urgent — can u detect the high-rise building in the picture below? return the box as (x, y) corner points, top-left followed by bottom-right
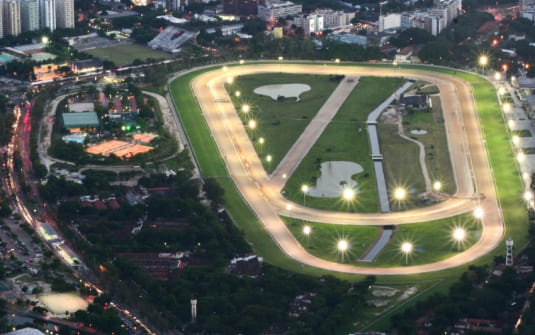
(0, 4), (4, 38)
(40, 0), (56, 32)
(4, 0), (21, 37)
(56, 0), (74, 28)
(21, 0), (40, 32)
(257, 0), (302, 22)
(223, 0), (265, 16)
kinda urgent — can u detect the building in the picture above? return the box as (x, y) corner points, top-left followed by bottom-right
(257, 0), (302, 22)
(206, 23), (244, 36)
(21, 0), (40, 32)
(379, 13), (401, 31)
(56, 0), (75, 29)
(62, 111), (100, 130)
(166, 0), (187, 11)
(223, 0), (265, 16)
(4, 0), (21, 37)
(0, 2), (4, 38)
(273, 26), (283, 38)
(40, 0), (56, 32)
(329, 33), (367, 46)
(522, 5), (535, 21)
(293, 10), (354, 35)
(70, 59), (103, 74)
(4, 328), (46, 335)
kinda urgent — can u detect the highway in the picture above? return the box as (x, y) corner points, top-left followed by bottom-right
(189, 63), (504, 275)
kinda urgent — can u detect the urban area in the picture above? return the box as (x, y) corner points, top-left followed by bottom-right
(0, 0), (534, 334)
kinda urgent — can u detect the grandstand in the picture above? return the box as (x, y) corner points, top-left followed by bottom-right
(148, 26), (195, 53)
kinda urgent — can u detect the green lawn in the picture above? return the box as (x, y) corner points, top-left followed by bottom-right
(378, 123), (426, 210)
(283, 77), (406, 213)
(378, 99), (454, 210)
(85, 44), (170, 66)
(283, 217), (380, 263)
(372, 213), (481, 267)
(227, 73), (341, 172)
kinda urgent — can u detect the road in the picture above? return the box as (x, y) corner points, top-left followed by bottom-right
(189, 63), (504, 275)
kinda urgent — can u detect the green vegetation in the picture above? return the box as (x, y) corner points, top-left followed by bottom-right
(284, 77), (405, 213)
(514, 129), (532, 137)
(228, 73), (341, 171)
(85, 44), (170, 66)
(417, 85), (440, 95)
(283, 217), (380, 263)
(283, 213), (480, 267)
(373, 213), (481, 266)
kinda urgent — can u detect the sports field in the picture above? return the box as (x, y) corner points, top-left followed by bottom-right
(85, 44), (170, 66)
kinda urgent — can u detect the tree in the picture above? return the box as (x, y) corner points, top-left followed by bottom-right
(203, 178), (225, 208)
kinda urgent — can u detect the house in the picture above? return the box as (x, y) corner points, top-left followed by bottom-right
(400, 94), (428, 108)
(395, 46), (413, 63)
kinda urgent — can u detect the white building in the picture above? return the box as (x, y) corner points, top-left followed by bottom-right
(4, 0), (21, 36)
(294, 10), (354, 35)
(379, 13), (401, 31)
(257, 0), (302, 22)
(21, 0), (40, 32)
(40, 0), (56, 32)
(56, 0), (75, 28)
(0, 3), (4, 38)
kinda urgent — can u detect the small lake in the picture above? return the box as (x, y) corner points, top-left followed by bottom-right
(308, 161), (363, 198)
(253, 83), (311, 101)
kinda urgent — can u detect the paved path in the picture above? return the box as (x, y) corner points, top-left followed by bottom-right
(189, 64), (503, 275)
(269, 77), (360, 188)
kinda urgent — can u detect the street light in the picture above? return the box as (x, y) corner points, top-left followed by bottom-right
(286, 203), (293, 211)
(494, 72), (501, 81)
(394, 187), (406, 200)
(503, 103), (511, 113)
(301, 184), (309, 206)
(241, 104), (250, 113)
(513, 135), (519, 145)
(227, 77), (233, 84)
(508, 119), (515, 128)
(235, 91), (241, 97)
(401, 242), (413, 265)
(303, 225), (311, 247)
(498, 87), (505, 95)
(337, 239), (349, 263)
(248, 120), (256, 129)
(41, 36), (49, 44)
(452, 227), (466, 251)
(222, 66), (228, 72)
(474, 207), (484, 219)
(479, 55), (488, 74)
(517, 151), (526, 163)
(524, 190), (533, 202)
(278, 56), (283, 72)
(342, 187), (355, 201)
(266, 154), (272, 171)
(259, 137), (264, 153)
(239, 59), (245, 65)
(433, 181), (441, 192)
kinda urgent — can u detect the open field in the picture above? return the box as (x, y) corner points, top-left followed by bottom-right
(283, 213), (479, 267)
(40, 292), (88, 314)
(228, 73), (340, 172)
(85, 44), (170, 65)
(283, 216), (380, 263)
(283, 77), (406, 213)
(379, 123), (426, 209)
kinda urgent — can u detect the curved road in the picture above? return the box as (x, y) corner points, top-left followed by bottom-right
(188, 63), (503, 275)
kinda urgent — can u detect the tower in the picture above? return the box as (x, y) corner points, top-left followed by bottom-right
(4, 0), (21, 37)
(40, 0), (56, 32)
(190, 299), (197, 322)
(56, 0), (74, 29)
(505, 237), (514, 266)
(21, 0), (40, 32)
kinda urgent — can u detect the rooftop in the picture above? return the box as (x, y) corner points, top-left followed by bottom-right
(62, 112), (100, 128)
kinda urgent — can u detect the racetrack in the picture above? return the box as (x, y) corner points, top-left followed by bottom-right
(189, 63), (504, 275)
